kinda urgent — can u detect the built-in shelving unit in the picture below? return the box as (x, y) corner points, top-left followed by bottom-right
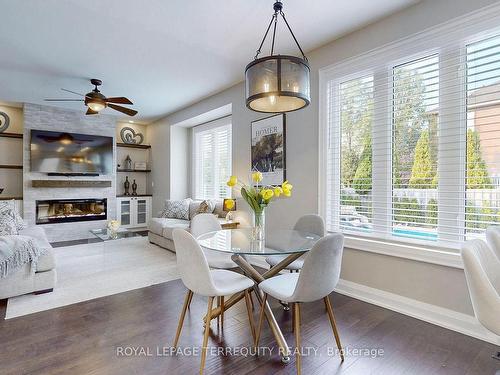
(0, 132), (23, 139)
(116, 194), (152, 198)
(116, 138), (152, 198)
(116, 168), (151, 173)
(0, 164), (23, 169)
(116, 142), (151, 149)
(0, 132), (23, 200)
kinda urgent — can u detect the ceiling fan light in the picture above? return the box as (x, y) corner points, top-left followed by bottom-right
(87, 100), (105, 112)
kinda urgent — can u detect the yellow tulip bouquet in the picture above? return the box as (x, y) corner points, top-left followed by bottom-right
(226, 171), (293, 240)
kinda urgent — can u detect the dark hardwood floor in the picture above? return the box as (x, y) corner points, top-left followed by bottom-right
(0, 279), (498, 375)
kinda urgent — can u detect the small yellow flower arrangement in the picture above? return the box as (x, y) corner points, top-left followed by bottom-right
(226, 172), (293, 239)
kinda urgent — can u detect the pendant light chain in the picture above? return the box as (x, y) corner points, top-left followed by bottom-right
(279, 10), (308, 61)
(253, 1), (307, 61)
(254, 14), (276, 60)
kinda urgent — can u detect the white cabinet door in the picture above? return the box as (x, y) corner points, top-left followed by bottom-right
(135, 198), (150, 226)
(117, 196), (151, 228)
(117, 198), (132, 228)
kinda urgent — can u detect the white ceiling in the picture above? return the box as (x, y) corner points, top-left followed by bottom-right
(0, 0), (418, 123)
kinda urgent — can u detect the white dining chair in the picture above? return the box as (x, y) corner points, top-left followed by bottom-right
(265, 214), (325, 272)
(172, 229), (256, 374)
(485, 226), (500, 261)
(191, 213), (237, 270)
(461, 239), (500, 358)
(190, 213), (240, 321)
(255, 233), (345, 374)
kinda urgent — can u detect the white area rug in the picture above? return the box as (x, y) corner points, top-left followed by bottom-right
(5, 236), (179, 319)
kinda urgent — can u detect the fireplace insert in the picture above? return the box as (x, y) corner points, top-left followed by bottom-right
(36, 198), (107, 224)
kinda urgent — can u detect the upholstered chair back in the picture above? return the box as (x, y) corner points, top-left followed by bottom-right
(172, 229), (217, 296)
(190, 213), (222, 239)
(293, 214), (325, 237)
(291, 233), (344, 303)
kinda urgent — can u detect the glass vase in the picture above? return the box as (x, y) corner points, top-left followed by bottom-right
(252, 209), (266, 241)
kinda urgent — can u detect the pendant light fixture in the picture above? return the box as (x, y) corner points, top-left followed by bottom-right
(245, 1), (310, 113)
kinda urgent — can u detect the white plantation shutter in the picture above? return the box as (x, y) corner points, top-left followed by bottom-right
(321, 15), (500, 250)
(193, 118), (232, 200)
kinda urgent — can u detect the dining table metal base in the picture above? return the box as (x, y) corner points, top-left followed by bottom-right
(203, 251), (305, 363)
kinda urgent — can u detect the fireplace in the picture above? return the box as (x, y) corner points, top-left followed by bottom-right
(36, 198), (107, 224)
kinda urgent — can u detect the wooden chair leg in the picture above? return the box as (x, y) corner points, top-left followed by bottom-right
(249, 289), (255, 310)
(200, 296), (214, 374)
(220, 296), (225, 330)
(254, 293), (268, 348)
(244, 290), (255, 341)
(294, 302), (302, 375)
(173, 290), (193, 348)
(187, 290), (194, 309)
(324, 296), (344, 362)
(216, 297), (221, 327)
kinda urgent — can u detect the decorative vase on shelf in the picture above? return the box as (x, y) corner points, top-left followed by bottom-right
(252, 209), (266, 241)
(124, 155), (132, 170)
(124, 176), (130, 195)
(132, 179), (138, 195)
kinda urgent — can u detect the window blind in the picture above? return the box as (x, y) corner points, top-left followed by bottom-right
(193, 120), (232, 200)
(324, 30), (500, 249)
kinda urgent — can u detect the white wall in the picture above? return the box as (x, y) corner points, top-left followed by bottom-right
(148, 117), (171, 213)
(150, 0), (500, 316)
(170, 125), (189, 200)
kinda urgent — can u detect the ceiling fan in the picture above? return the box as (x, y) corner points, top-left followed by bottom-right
(45, 79), (138, 117)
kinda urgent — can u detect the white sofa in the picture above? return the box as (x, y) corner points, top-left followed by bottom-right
(148, 200), (226, 252)
(0, 226), (56, 299)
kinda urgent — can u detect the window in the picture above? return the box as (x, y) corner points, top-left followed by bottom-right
(321, 17), (500, 250)
(392, 56), (439, 241)
(466, 35), (500, 238)
(338, 76), (374, 233)
(193, 118), (232, 200)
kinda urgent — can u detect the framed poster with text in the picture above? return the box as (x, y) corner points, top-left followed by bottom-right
(251, 114), (286, 186)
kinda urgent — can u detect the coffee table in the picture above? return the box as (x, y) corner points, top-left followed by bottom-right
(89, 228), (141, 241)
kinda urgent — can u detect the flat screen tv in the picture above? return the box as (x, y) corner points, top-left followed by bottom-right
(30, 130), (113, 175)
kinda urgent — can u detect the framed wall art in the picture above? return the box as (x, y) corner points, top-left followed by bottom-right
(251, 113), (286, 186)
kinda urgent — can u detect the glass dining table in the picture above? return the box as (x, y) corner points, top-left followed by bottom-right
(197, 228), (321, 363)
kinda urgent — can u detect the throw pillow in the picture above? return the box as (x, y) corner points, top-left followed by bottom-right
(0, 205), (18, 236)
(159, 199), (191, 220)
(0, 201), (26, 231)
(195, 200), (216, 216)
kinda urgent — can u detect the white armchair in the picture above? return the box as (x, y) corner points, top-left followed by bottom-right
(461, 239), (500, 358)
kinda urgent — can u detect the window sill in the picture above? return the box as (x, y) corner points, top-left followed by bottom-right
(340, 235), (464, 269)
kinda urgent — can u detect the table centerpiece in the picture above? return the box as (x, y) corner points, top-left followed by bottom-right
(226, 172), (293, 240)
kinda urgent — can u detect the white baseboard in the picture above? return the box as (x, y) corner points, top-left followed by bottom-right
(334, 279), (499, 345)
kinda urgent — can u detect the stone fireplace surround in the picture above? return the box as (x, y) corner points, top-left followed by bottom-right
(23, 104), (117, 242)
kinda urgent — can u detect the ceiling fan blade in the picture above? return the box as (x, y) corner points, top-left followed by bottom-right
(105, 97), (133, 105)
(108, 103), (138, 117)
(86, 107), (98, 115)
(61, 88), (85, 97)
(44, 99), (84, 102)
